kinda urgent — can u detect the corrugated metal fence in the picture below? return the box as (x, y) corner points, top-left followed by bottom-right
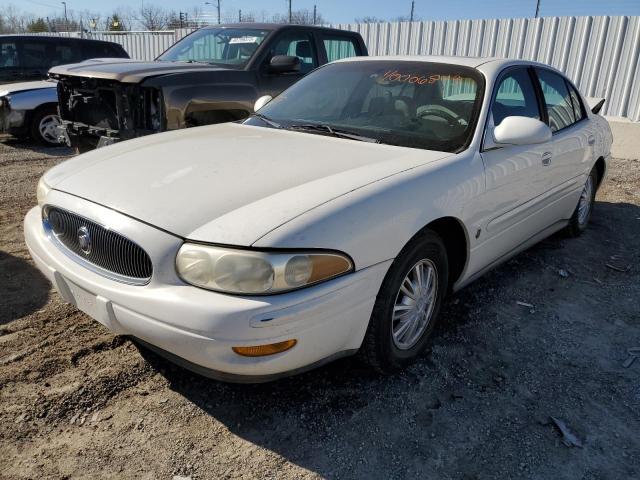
(333, 16), (640, 121)
(7, 15), (640, 120)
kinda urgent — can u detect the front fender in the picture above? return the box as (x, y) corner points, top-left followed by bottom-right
(253, 153), (485, 271)
(144, 71), (258, 130)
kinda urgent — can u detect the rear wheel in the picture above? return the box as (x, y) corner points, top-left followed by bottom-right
(29, 105), (62, 146)
(359, 230), (448, 373)
(565, 168), (597, 237)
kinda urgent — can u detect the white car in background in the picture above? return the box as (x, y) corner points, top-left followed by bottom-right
(25, 56), (612, 382)
(0, 80), (60, 145)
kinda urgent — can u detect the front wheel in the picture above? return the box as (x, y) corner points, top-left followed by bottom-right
(359, 230), (448, 373)
(565, 168), (597, 237)
(29, 105), (62, 146)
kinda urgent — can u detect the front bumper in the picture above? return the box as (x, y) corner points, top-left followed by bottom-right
(24, 199), (389, 382)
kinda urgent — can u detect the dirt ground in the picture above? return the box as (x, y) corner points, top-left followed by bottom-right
(0, 134), (638, 480)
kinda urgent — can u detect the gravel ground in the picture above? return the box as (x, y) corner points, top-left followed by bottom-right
(0, 135), (639, 479)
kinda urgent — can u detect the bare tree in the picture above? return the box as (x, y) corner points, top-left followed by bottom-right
(139, 4), (169, 31)
(355, 16), (382, 23)
(0, 4), (26, 33)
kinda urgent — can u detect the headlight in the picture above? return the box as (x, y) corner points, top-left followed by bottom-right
(176, 244), (353, 294)
(36, 177), (51, 206)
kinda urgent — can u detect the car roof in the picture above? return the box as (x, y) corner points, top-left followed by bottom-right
(334, 55), (564, 76)
(203, 23), (361, 35)
(0, 35), (123, 46)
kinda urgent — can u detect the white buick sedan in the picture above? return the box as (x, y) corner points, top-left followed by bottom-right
(25, 56), (612, 382)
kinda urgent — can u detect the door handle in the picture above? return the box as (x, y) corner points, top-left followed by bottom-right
(587, 135), (596, 146)
(541, 152), (552, 166)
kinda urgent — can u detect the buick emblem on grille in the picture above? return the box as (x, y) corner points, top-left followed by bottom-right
(77, 226), (92, 255)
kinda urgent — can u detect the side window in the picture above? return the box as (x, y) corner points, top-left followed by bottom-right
(268, 33), (318, 74)
(21, 42), (48, 69)
(568, 83), (586, 123)
(322, 36), (359, 62)
(0, 41), (19, 67)
(52, 44), (81, 66)
(83, 43), (123, 60)
(491, 68), (541, 126)
(536, 68), (576, 132)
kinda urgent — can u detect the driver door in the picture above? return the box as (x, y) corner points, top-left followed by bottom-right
(257, 32), (318, 98)
(479, 66), (552, 265)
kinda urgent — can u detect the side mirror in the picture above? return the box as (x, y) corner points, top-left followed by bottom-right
(493, 116), (552, 146)
(268, 55), (301, 74)
(254, 95), (272, 112)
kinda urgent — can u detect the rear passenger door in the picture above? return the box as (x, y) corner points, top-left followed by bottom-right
(257, 31), (319, 97)
(319, 34), (364, 63)
(534, 68), (594, 194)
(479, 66), (552, 263)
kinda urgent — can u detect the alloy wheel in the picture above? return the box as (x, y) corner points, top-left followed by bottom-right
(38, 114), (62, 144)
(577, 175), (594, 225)
(391, 258), (438, 350)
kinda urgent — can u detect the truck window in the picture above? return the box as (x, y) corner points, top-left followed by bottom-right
(322, 36), (360, 62)
(269, 32), (318, 74)
(52, 44), (82, 66)
(83, 43), (127, 59)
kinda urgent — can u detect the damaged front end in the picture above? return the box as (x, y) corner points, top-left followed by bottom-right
(56, 76), (164, 150)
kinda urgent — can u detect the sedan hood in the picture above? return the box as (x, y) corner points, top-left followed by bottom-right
(0, 80), (55, 96)
(49, 58), (229, 84)
(46, 123), (451, 246)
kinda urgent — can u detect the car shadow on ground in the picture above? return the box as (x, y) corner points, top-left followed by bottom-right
(131, 199), (640, 477)
(0, 136), (74, 157)
(0, 251), (50, 325)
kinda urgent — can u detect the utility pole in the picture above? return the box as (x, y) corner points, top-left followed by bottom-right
(410, 0), (415, 22)
(289, 0), (292, 23)
(535, 0), (540, 18)
(61, 1), (68, 32)
(204, 1), (221, 25)
(313, 4), (316, 24)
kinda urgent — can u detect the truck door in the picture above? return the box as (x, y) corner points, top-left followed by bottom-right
(257, 31), (319, 98)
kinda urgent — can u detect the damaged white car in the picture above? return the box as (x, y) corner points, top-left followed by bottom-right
(25, 56), (612, 382)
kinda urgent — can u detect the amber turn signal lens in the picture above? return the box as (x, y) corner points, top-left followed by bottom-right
(232, 339), (297, 357)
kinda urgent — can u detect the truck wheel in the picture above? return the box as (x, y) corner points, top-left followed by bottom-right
(30, 105), (62, 146)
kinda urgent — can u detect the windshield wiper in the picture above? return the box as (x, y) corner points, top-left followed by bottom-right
(287, 123), (379, 143)
(250, 113), (282, 129)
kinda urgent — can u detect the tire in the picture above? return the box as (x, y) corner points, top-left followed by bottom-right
(29, 105), (62, 146)
(564, 168), (598, 237)
(359, 230), (449, 374)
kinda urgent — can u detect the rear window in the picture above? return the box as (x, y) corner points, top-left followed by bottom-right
(322, 36), (360, 62)
(82, 42), (128, 60)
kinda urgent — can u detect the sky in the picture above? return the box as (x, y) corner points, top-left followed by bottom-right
(9, 0), (640, 24)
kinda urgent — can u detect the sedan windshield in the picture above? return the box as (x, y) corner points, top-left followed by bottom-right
(157, 28), (270, 67)
(247, 61), (484, 152)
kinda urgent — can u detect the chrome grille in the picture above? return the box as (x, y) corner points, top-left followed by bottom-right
(44, 206), (152, 284)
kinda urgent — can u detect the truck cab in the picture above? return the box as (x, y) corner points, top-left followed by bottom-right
(49, 24), (367, 151)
